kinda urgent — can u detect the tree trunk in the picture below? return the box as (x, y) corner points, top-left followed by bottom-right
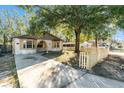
(95, 34), (99, 61)
(75, 29), (81, 56)
(95, 35), (98, 48)
(10, 38), (13, 54)
(3, 34), (7, 53)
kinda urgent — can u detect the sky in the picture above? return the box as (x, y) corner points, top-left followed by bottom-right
(113, 29), (124, 41)
(0, 5), (124, 41)
(0, 5), (25, 15)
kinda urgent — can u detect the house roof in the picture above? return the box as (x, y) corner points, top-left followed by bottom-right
(13, 32), (63, 41)
(13, 35), (37, 40)
(40, 32), (63, 41)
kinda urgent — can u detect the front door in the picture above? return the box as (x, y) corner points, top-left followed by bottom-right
(37, 41), (47, 53)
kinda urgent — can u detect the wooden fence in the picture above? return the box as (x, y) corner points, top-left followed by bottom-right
(63, 47), (109, 70)
(79, 52), (89, 69)
(79, 48), (108, 70)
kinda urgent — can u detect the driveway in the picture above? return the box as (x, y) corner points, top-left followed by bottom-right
(15, 54), (124, 88)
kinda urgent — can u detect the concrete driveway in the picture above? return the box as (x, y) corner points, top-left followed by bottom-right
(15, 54), (124, 88)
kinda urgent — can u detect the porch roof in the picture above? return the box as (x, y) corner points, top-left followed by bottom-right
(12, 32), (64, 41)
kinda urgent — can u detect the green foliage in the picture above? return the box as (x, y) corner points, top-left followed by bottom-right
(0, 9), (28, 45)
(109, 6), (124, 31)
(80, 33), (94, 43)
(27, 5), (115, 53)
(51, 24), (74, 42)
(117, 19), (124, 29)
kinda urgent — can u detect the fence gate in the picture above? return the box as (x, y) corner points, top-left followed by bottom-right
(79, 52), (89, 69)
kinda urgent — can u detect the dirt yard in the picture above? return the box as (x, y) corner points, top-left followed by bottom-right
(42, 51), (79, 69)
(43, 51), (124, 82)
(92, 55), (124, 82)
(0, 54), (19, 88)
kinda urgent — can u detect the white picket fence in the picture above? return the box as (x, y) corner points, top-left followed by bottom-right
(63, 47), (109, 70)
(79, 48), (108, 70)
(79, 52), (89, 69)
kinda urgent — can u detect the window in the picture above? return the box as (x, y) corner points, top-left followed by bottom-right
(52, 41), (60, 48)
(23, 40), (34, 49)
(27, 41), (33, 48)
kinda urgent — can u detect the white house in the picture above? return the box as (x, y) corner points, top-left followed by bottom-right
(80, 41), (92, 48)
(12, 32), (63, 55)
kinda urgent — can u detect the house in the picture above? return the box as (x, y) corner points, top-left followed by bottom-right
(80, 41), (93, 48)
(63, 42), (75, 47)
(12, 32), (63, 55)
(63, 41), (94, 51)
(117, 41), (124, 49)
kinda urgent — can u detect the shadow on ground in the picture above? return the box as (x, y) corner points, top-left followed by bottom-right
(42, 51), (63, 59)
(37, 62), (85, 88)
(15, 51), (63, 70)
(92, 55), (124, 82)
(14, 53), (124, 88)
(15, 54), (49, 70)
(0, 54), (20, 87)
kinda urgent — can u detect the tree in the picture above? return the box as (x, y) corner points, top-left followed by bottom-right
(28, 5), (111, 56)
(0, 8), (28, 52)
(51, 24), (75, 42)
(80, 33), (94, 43)
(0, 9), (14, 52)
(91, 24), (116, 47)
(108, 6), (124, 32)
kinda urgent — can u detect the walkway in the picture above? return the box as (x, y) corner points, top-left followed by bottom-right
(15, 54), (124, 88)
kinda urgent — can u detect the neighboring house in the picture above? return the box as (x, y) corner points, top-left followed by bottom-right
(80, 41), (92, 48)
(63, 42), (75, 50)
(63, 40), (95, 49)
(116, 41), (124, 49)
(12, 32), (63, 55)
(110, 40), (124, 49)
(63, 42), (75, 47)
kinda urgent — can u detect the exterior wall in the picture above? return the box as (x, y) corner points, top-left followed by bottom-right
(13, 38), (36, 55)
(60, 41), (63, 50)
(44, 40), (63, 51)
(13, 38), (63, 55)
